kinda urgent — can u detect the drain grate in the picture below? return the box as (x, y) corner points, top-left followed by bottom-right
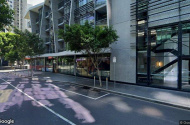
(82, 86), (91, 90)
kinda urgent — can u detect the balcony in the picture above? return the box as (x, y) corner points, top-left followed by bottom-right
(36, 18), (39, 25)
(58, 1), (64, 10)
(95, 0), (106, 8)
(45, 11), (50, 18)
(58, 48), (65, 52)
(46, 49), (53, 53)
(96, 18), (107, 26)
(58, 39), (64, 42)
(74, 1), (94, 22)
(45, 25), (50, 32)
(45, 38), (51, 44)
(36, 30), (39, 35)
(58, 17), (66, 26)
(58, 0), (70, 11)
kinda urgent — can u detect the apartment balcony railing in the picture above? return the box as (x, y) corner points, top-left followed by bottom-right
(45, 38), (51, 44)
(96, 18), (107, 26)
(58, 48), (65, 52)
(58, 17), (64, 25)
(95, 0), (106, 8)
(36, 30), (39, 34)
(74, 1), (94, 22)
(36, 18), (39, 24)
(58, 39), (64, 42)
(45, 11), (50, 18)
(46, 49), (53, 53)
(58, 0), (71, 10)
(58, 1), (64, 9)
(45, 25), (50, 31)
(58, 14), (70, 25)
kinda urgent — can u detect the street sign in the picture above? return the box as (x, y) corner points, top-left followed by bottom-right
(113, 56), (116, 63)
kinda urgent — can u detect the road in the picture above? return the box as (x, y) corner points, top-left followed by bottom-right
(0, 72), (190, 125)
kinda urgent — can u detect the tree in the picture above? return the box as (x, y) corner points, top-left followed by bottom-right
(0, 0), (14, 30)
(14, 29), (45, 76)
(59, 22), (119, 86)
(0, 32), (20, 67)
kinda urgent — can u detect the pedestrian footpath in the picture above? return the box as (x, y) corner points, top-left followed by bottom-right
(12, 69), (190, 110)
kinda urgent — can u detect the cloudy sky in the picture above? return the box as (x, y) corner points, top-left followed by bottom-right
(28, 0), (44, 5)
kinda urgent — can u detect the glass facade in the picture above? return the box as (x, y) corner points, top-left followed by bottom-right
(78, 0), (93, 7)
(76, 56), (110, 79)
(57, 56), (74, 75)
(36, 58), (45, 71)
(31, 56), (110, 79)
(45, 57), (53, 72)
(134, 0), (190, 90)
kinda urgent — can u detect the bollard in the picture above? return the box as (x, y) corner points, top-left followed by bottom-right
(106, 77), (108, 90)
(94, 76), (96, 87)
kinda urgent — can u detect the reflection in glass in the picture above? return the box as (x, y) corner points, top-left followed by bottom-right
(150, 56), (178, 88)
(76, 56), (110, 79)
(149, 25), (178, 88)
(58, 56), (74, 75)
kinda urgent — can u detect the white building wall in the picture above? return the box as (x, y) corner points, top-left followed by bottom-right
(110, 0), (136, 83)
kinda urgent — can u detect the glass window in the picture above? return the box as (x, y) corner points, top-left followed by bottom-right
(76, 56), (110, 78)
(58, 57), (74, 75)
(149, 25), (178, 88)
(182, 23), (190, 55)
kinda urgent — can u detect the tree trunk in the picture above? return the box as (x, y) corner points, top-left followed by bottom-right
(97, 68), (102, 87)
(30, 60), (33, 77)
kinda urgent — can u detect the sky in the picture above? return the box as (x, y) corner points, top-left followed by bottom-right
(27, 0), (44, 5)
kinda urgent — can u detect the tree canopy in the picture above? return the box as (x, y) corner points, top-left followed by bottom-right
(59, 21), (119, 86)
(14, 29), (45, 58)
(0, 29), (45, 65)
(59, 22), (118, 55)
(0, 32), (20, 64)
(0, 0), (14, 30)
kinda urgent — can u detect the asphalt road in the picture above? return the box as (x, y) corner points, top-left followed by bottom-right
(0, 72), (190, 125)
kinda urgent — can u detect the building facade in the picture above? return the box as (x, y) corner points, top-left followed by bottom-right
(13, 0), (31, 31)
(25, 0), (190, 91)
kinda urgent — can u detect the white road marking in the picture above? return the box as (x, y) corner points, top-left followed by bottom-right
(50, 84), (110, 100)
(49, 84), (97, 100)
(95, 93), (110, 100)
(0, 78), (76, 125)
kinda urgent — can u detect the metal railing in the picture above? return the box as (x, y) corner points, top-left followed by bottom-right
(36, 30), (39, 34)
(95, 0), (106, 7)
(46, 38), (51, 43)
(46, 49), (53, 53)
(74, 1), (94, 21)
(36, 18), (39, 24)
(45, 11), (50, 18)
(58, 0), (71, 9)
(45, 25), (50, 30)
(58, 17), (64, 24)
(58, 48), (65, 52)
(58, 1), (64, 9)
(96, 18), (107, 25)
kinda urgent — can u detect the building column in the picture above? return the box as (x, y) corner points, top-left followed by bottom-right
(178, 22), (182, 89)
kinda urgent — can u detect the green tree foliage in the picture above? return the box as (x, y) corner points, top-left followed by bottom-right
(0, 29), (45, 70)
(59, 21), (119, 86)
(14, 29), (45, 58)
(0, 0), (14, 30)
(0, 32), (20, 65)
(14, 29), (45, 76)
